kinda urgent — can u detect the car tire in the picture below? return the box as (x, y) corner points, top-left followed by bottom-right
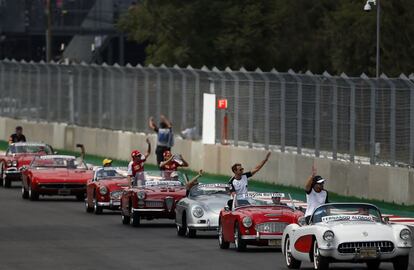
(121, 207), (130, 225)
(218, 221), (230, 249)
(313, 240), (329, 270)
(234, 222), (246, 252)
(21, 186), (29, 199)
(28, 184), (39, 201)
(4, 177), (11, 188)
(130, 208), (140, 227)
(186, 227), (197, 238)
(94, 198), (103, 215)
(393, 255), (409, 270)
(285, 236), (301, 269)
(366, 260), (380, 270)
(85, 199), (93, 213)
(176, 214), (186, 236)
(0, 163), (4, 187)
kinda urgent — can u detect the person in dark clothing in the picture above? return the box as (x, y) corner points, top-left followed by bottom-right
(148, 115), (174, 166)
(8, 126), (26, 144)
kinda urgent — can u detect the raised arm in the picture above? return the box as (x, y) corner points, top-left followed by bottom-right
(250, 152), (271, 176)
(179, 154), (189, 167)
(305, 163), (317, 193)
(160, 114), (172, 128)
(148, 117), (158, 131)
(159, 154), (174, 168)
(186, 170), (203, 190)
(144, 138), (151, 159)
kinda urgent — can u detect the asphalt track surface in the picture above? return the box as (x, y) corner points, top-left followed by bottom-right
(0, 185), (413, 270)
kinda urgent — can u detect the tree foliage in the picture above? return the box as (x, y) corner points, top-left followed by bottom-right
(118, 0), (414, 76)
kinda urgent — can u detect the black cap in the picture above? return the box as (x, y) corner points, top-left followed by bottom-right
(313, 175), (326, 184)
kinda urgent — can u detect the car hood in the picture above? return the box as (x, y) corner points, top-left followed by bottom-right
(321, 222), (395, 241)
(238, 206), (298, 222)
(100, 179), (129, 191)
(194, 194), (229, 214)
(32, 169), (93, 183)
(132, 186), (187, 200)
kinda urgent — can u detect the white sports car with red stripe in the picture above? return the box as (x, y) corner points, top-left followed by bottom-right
(282, 203), (412, 270)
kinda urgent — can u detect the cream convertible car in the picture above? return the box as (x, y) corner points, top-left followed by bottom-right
(282, 203), (412, 270)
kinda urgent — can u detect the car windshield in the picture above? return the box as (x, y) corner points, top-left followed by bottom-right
(235, 192), (291, 208)
(8, 144), (53, 155)
(95, 167), (126, 180)
(190, 183), (230, 197)
(31, 156), (87, 170)
(132, 171), (184, 187)
(311, 204), (382, 224)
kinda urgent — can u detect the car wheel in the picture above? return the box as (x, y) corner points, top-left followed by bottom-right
(121, 207), (130, 225)
(28, 184), (39, 201)
(130, 208), (140, 227)
(176, 214), (186, 236)
(366, 260), (380, 270)
(234, 222), (246, 252)
(393, 255), (409, 270)
(21, 185), (29, 199)
(85, 199), (93, 213)
(285, 236), (301, 269)
(218, 221), (230, 249)
(313, 240), (329, 270)
(94, 198), (103, 215)
(0, 163), (4, 187)
(186, 226), (197, 238)
(4, 176), (11, 188)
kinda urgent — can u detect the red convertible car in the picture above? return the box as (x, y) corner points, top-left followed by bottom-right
(21, 155), (93, 201)
(120, 171), (187, 227)
(85, 167), (129, 214)
(0, 142), (54, 188)
(218, 192), (304, 251)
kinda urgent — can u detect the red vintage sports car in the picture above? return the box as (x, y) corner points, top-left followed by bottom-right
(0, 142), (54, 188)
(85, 167), (129, 214)
(21, 155), (93, 201)
(218, 192), (304, 251)
(120, 170), (187, 227)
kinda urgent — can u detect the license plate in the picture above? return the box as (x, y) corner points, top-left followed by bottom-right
(58, 189), (71, 195)
(359, 248), (377, 258)
(268, 239), (281, 246)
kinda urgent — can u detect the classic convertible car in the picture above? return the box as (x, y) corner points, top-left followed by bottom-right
(21, 155), (93, 201)
(175, 183), (231, 238)
(218, 192), (304, 251)
(85, 167), (129, 214)
(120, 171), (187, 227)
(0, 142), (54, 187)
(282, 203), (412, 270)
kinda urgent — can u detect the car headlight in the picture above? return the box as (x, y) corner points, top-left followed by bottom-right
(192, 206), (204, 218)
(99, 186), (108, 195)
(400, 229), (412, 240)
(242, 216), (252, 228)
(11, 160), (18, 167)
(323, 230), (335, 242)
(137, 191), (146, 200)
(6, 161), (12, 167)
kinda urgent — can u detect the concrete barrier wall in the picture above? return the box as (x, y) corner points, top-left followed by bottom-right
(1, 117), (413, 205)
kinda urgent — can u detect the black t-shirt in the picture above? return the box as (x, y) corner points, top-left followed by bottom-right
(9, 134), (26, 143)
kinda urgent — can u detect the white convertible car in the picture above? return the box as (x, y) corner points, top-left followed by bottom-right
(282, 203), (412, 270)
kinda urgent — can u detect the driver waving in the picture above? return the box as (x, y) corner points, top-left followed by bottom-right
(127, 138), (151, 187)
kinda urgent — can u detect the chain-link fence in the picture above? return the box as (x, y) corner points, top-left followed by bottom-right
(1, 59), (414, 167)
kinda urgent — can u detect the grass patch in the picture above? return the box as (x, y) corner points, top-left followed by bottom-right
(2, 141), (414, 217)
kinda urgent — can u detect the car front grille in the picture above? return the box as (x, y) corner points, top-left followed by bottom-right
(37, 183), (86, 189)
(145, 200), (164, 208)
(110, 190), (123, 200)
(338, 241), (394, 254)
(255, 222), (288, 233)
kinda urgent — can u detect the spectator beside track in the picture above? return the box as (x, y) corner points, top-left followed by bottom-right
(8, 126), (26, 144)
(304, 164), (329, 224)
(148, 115), (174, 166)
(127, 138), (151, 187)
(159, 150), (189, 171)
(229, 152), (271, 199)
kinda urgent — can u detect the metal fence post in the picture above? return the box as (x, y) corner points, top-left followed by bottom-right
(45, 63), (52, 122)
(56, 63), (63, 122)
(381, 74), (396, 166)
(151, 65), (162, 121)
(401, 74), (414, 166)
(361, 74), (376, 165)
(323, 71), (338, 160)
(118, 65), (127, 130)
(305, 71), (320, 157)
(257, 68), (270, 150)
(272, 69), (285, 152)
(175, 65), (187, 130)
(227, 67), (239, 146)
(68, 65), (75, 125)
(97, 65), (103, 128)
(0, 61), (5, 115)
(241, 68), (254, 148)
(212, 67), (227, 144)
(188, 66), (201, 137)
(161, 65), (174, 122)
(140, 65), (150, 132)
(341, 73), (356, 163)
(288, 70), (302, 154)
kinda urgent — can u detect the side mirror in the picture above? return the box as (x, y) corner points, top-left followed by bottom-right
(224, 206), (230, 212)
(383, 216), (390, 224)
(298, 216), (307, 226)
(54, 151), (58, 154)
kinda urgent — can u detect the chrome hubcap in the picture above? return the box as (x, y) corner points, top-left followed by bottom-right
(314, 241), (319, 269)
(285, 239), (291, 265)
(234, 228), (239, 248)
(218, 225), (223, 244)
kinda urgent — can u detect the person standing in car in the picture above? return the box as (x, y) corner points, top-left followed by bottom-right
(9, 126), (26, 144)
(149, 115), (174, 166)
(304, 164), (329, 224)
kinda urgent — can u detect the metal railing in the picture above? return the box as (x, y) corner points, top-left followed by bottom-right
(1, 59), (414, 167)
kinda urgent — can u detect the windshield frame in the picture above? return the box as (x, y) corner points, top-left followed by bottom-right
(309, 203), (383, 225)
(233, 192), (293, 210)
(30, 155), (88, 170)
(7, 143), (54, 155)
(188, 183), (231, 198)
(132, 170), (185, 187)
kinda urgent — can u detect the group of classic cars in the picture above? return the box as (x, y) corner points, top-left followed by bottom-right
(0, 142), (412, 270)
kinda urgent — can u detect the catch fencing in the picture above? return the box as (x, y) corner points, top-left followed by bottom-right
(1, 59), (414, 167)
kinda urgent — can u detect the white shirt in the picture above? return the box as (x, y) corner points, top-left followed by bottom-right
(229, 172), (252, 199)
(305, 188), (328, 217)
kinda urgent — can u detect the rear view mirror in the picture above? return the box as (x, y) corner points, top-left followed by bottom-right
(224, 206), (230, 212)
(383, 216), (390, 224)
(298, 216), (307, 226)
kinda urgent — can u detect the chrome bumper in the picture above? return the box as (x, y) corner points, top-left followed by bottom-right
(97, 200), (121, 207)
(132, 208), (166, 212)
(241, 233), (282, 240)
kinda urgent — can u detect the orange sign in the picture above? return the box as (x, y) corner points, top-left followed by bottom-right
(217, 99), (228, 109)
